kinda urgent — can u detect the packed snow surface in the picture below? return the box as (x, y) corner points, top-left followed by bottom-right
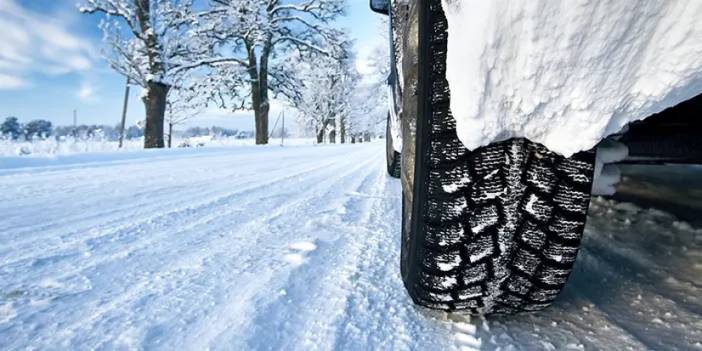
(442, 0), (702, 156)
(1, 143), (701, 349)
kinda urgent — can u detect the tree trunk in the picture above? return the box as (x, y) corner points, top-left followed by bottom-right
(316, 128), (324, 144)
(340, 116), (346, 144)
(253, 95), (269, 144)
(248, 37), (271, 145)
(329, 130), (336, 144)
(143, 81), (169, 148)
(168, 122), (173, 148)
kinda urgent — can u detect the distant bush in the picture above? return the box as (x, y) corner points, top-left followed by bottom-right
(54, 125), (121, 141)
(1, 117), (21, 140)
(23, 119), (53, 140)
(184, 126), (239, 138)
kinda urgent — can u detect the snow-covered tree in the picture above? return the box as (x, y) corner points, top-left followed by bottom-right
(164, 77), (207, 148)
(196, 0), (348, 145)
(293, 46), (358, 144)
(348, 33), (390, 142)
(22, 120), (53, 140)
(1, 117), (21, 140)
(80, 0), (213, 148)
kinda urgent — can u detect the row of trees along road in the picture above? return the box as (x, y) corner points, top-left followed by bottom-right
(0, 117), (53, 141)
(80, 0), (367, 148)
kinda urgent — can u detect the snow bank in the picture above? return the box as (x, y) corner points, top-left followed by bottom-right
(0, 137), (143, 157)
(442, 0), (702, 156)
(0, 137), (316, 159)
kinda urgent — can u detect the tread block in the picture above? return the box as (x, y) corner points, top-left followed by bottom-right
(468, 204), (499, 235)
(521, 192), (553, 222)
(549, 215), (585, 240)
(519, 220), (547, 250)
(504, 274), (532, 295)
(556, 158), (594, 184)
(431, 79), (451, 104)
(426, 197), (467, 223)
(525, 160), (558, 194)
(453, 299), (481, 310)
(423, 249), (463, 272)
(465, 234), (495, 263)
(543, 243), (579, 265)
(462, 263), (488, 285)
(429, 16), (448, 42)
(428, 163), (471, 196)
(419, 271), (459, 291)
(536, 266), (571, 286)
(424, 222), (465, 248)
(457, 285), (483, 300)
(431, 49), (447, 78)
(501, 293), (526, 308)
(472, 147), (506, 178)
(512, 249), (541, 276)
(469, 176), (504, 204)
(554, 185), (591, 214)
(429, 138), (468, 165)
(427, 291), (454, 302)
(431, 108), (456, 134)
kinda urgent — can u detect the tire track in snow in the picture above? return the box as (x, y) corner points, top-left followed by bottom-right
(237, 156), (388, 351)
(0, 156), (336, 269)
(328, 172), (458, 351)
(177, 152), (383, 350)
(0, 146), (334, 238)
(1, 147), (381, 350)
(0, 153), (329, 257)
(6, 144), (699, 350)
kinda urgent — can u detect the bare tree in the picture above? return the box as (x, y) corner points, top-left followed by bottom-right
(196, 0), (347, 145)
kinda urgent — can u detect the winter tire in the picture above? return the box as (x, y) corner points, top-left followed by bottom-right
(386, 113), (402, 178)
(398, 0), (597, 314)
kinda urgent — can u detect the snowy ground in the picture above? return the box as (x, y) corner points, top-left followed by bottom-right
(1, 142), (700, 350)
(0, 137), (314, 157)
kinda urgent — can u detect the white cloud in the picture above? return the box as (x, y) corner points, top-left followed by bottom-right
(77, 81), (96, 101)
(0, 73), (28, 90)
(0, 0), (95, 89)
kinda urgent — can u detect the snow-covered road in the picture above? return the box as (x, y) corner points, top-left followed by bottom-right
(1, 143), (701, 350)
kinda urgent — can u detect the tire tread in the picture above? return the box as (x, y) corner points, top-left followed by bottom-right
(406, 0), (595, 314)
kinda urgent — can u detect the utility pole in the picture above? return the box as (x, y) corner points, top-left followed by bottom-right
(118, 77), (131, 148)
(281, 110), (285, 146)
(72, 109), (77, 137)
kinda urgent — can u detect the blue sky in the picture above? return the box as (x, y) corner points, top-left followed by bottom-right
(0, 0), (386, 130)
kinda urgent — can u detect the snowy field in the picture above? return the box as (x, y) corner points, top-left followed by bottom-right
(0, 137), (315, 158)
(1, 142), (701, 350)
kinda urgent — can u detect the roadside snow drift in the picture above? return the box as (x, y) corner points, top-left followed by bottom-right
(442, 0), (702, 156)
